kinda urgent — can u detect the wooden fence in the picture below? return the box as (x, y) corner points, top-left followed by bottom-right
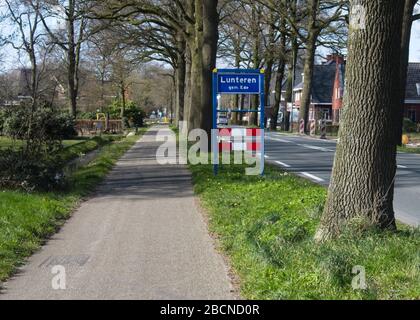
(75, 120), (123, 136)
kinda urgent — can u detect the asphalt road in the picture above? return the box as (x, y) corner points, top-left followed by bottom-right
(265, 131), (420, 227)
(0, 127), (235, 300)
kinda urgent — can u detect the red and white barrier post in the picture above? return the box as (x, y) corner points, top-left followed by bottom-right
(310, 120), (316, 136)
(299, 119), (305, 135)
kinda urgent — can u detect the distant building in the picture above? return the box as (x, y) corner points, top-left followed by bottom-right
(405, 63), (420, 123)
(293, 55), (345, 124)
(292, 55), (420, 124)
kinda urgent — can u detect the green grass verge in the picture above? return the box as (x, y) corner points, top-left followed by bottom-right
(0, 130), (146, 282)
(398, 146), (420, 155)
(0, 135), (123, 162)
(190, 163), (420, 300)
(58, 135), (123, 163)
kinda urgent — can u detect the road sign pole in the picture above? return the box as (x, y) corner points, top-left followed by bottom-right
(260, 69), (265, 176)
(212, 69), (219, 175)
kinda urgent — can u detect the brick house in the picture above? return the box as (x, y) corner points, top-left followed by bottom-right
(293, 55), (420, 125)
(404, 63), (420, 123)
(293, 55), (345, 124)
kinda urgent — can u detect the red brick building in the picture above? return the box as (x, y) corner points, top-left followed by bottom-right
(293, 56), (420, 125)
(404, 63), (420, 123)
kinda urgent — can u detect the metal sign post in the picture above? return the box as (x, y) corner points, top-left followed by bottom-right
(212, 68), (265, 176)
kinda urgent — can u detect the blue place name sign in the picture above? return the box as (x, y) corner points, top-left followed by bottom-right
(217, 73), (261, 94)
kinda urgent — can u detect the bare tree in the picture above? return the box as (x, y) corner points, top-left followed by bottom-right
(2, 0), (46, 109)
(36, 0), (107, 117)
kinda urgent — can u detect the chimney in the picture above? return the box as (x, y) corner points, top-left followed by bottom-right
(301, 73), (305, 84)
(326, 54), (345, 65)
(417, 83), (420, 96)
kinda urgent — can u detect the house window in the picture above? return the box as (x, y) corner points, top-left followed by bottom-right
(408, 109), (416, 123)
(320, 108), (331, 120)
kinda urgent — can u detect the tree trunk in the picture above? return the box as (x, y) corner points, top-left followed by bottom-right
(271, 58), (286, 131)
(201, 0), (219, 138)
(299, 0), (320, 134)
(250, 4), (261, 127)
(284, 39), (298, 131)
(184, 46), (192, 128)
(232, 32), (242, 125)
(271, 20), (287, 131)
(299, 32), (317, 133)
(316, 0), (406, 241)
(120, 82), (127, 131)
(396, 0), (417, 144)
(67, 0), (77, 118)
(264, 60), (273, 128)
(29, 48), (38, 111)
(188, 44), (203, 130)
(186, 0), (203, 131)
(176, 33), (186, 127)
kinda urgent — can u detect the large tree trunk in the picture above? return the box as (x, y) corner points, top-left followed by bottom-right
(176, 33), (186, 127)
(188, 44), (203, 130)
(250, 3), (261, 127)
(186, 0), (203, 131)
(184, 46), (192, 128)
(232, 32), (242, 125)
(299, 0), (320, 134)
(284, 39), (298, 131)
(264, 59), (273, 128)
(201, 0), (219, 138)
(271, 22), (287, 131)
(316, 0), (406, 241)
(271, 59), (286, 131)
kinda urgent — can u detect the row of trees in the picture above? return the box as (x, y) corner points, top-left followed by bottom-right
(1, 1), (420, 239)
(109, 0), (419, 240)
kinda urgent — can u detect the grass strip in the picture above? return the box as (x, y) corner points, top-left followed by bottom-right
(190, 162), (420, 300)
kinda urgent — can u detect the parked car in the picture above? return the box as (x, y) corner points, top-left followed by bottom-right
(217, 113), (229, 126)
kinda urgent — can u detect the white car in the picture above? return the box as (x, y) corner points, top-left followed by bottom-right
(217, 114), (229, 126)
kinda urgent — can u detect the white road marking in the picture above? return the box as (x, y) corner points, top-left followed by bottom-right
(266, 136), (293, 143)
(264, 155), (269, 159)
(300, 172), (325, 182)
(397, 165), (408, 169)
(298, 144), (334, 152)
(275, 161), (291, 168)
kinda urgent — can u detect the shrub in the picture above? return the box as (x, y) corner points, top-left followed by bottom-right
(0, 104), (76, 191)
(402, 118), (417, 133)
(107, 100), (146, 128)
(50, 112), (78, 140)
(0, 149), (65, 191)
(3, 105), (77, 143)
